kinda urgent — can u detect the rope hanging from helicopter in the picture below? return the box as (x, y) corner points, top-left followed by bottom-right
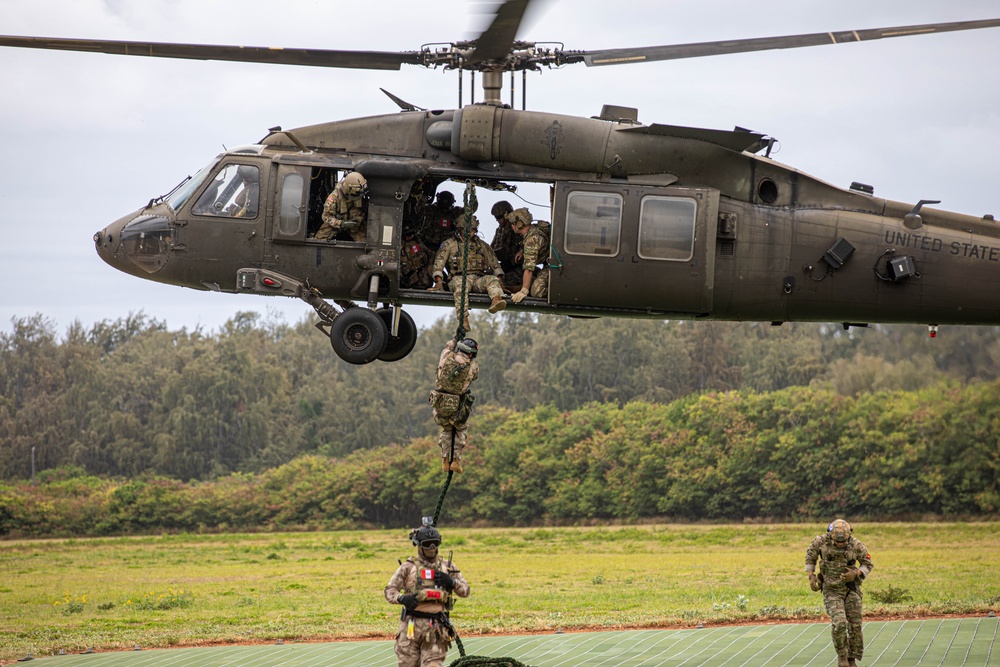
(422, 182), (531, 667)
(429, 180), (476, 527)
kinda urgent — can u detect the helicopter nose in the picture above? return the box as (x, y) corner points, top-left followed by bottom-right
(94, 209), (173, 277)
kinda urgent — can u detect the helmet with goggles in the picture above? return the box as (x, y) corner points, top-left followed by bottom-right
(828, 519), (852, 544)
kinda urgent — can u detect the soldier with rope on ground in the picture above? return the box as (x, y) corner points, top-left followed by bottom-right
(385, 521), (470, 667)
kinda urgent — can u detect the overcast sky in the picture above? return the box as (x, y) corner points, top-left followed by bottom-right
(2, 0), (999, 337)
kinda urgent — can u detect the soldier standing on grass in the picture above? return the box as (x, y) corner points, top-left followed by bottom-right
(385, 522), (470, 667)
(805, 519), (874, 667)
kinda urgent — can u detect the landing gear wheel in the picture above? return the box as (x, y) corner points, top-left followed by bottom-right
(329, 308), (388, 365)
(376, 308), (418, 362)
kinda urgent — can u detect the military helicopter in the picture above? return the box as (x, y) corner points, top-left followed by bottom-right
(3, 1), (1000, 364)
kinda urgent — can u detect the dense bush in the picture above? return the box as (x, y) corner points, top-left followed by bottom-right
(4, 311), (1000, 483)
(2, 382), (997, 536)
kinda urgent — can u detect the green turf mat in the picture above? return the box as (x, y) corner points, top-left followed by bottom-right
(17, 617), (998, 667)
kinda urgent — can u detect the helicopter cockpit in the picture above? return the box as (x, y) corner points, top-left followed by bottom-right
(191, 164), (261, 219)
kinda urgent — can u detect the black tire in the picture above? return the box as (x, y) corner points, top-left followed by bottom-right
(376, 308), (418, 362)
(329, 308), (388, 365)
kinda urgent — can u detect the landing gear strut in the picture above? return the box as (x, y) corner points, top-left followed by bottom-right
(302, 286), (416, 364)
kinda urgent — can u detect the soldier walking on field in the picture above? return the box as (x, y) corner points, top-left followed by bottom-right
(805, 519), (874, 667)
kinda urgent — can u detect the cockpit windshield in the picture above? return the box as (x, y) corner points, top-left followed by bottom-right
(164, 159), (219, 212)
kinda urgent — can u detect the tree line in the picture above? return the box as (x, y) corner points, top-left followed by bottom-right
(3, 310), (1000, 484)
(2, 381), (997, 536)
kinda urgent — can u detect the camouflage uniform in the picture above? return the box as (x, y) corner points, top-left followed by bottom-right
(384, 552), (470, 667)
(314, 181), (366, 242)
(519, 220), (551, 298)
(400, 234), (434, 289)
(420, 203), (463, 251)
(431, 232), (506, 322)
(805, 531), (874, 666)
(429, 339), (479, 464)
(491, 216), (523, 275)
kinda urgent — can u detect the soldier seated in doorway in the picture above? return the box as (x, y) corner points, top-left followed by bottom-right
(313, 171), (368, 242)
(420, 189), (463, 251)
(427, 207), (506, 331)
(507, 207), (551, 302)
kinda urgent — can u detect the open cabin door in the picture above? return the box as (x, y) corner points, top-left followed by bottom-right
(548, 182), (718, 314)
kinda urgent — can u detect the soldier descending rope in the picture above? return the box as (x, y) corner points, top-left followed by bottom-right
(429, 338), (479, 474)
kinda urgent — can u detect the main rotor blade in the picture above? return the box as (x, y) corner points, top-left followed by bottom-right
(572, 18), (1000, 67)
(467, 0), (531, 64)
(0, 35), (423, 70)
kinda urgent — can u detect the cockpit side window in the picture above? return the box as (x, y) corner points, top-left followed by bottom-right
(192, 164), (261, 219)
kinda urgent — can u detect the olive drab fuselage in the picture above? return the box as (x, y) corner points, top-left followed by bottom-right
(94, 104), (1000, 362)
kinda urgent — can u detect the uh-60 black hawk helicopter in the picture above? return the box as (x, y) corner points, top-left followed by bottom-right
(3, 1), (1000, 364)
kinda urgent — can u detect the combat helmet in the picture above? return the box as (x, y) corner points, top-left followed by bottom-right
(454, 213), (480, 237)
(491, 200), (513, 219)
(236, 164), (259, 183)
(510, 207), (533, 230)
(341, 171), (368, 197)
(436, 190), (456, 207)
(828, 519), (852, 544)
(456, 338), (479, 358)
(409, 523), (442, 548)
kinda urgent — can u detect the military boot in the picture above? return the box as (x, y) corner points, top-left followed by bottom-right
(449, 460), (463, 474)
(837, 657), (850, 667)
(442, 459), (451, 473)
(848, 660), (858, 667)
(488, 295), (506, 313)
(462, 315), (471, 331)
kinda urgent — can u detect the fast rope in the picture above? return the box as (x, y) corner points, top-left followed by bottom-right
(455, 182), (477, 340)
(429, 183), (531, 667)
(432, 182), (478, 527)
(449, 656), (530, 667)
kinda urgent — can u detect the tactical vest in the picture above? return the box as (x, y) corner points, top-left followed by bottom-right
(400, 241), (427, 274)
(406, 557), (452, 607)
(436, 353), (474, 394)
(819, 537), (858, 580)
(447, 241), (487, 275)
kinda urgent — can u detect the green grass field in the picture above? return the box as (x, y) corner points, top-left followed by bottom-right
(1, 523), (998, 664)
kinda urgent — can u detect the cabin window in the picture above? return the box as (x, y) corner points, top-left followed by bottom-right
(637, 196), (696, 261)
(564, 191), (622, 256)
(191, 164), (260, 219)
(277, 172), (305, 237)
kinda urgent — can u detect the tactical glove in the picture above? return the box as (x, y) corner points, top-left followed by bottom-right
(427, 277), (444, 292)
(809, 573), (821, 592)
(398, 594), (419, 610)
(511, 288), (529, 304)
(433, 570), (455, 591)
(841, 568), (861, 583)
(341, 220), (359, 231)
